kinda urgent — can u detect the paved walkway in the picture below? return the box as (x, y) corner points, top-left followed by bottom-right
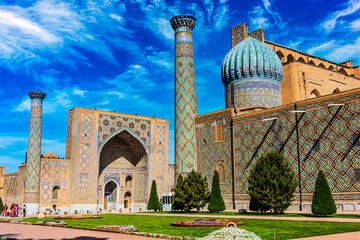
(293, 231), (360, 240)
(131, 212), (360, 223)
(0, 222), (158, 240)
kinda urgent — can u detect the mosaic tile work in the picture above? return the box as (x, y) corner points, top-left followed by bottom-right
(24, 92), (46, 204)
(79, 144), (90, 170)
(221, 37), (283, 109)
(231, 23), (248, 48)
(232, 92), (360, 201)
(40, 183), (51, 203)
(134, 172), (146, 202)
(98, 114), (151, 151)
(78, 173), (88, 200)
(196, 109), (233, 195)
(171, 15), (198, 179)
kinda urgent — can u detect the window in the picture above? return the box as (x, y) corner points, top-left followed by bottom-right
(352, 134), (359, 147)
(313, 140), (320, 152)
(215, 122), (225, 142)
(216, 160), (225, 184)
(355, 169), (360, 182)
(52, 186), (60, 199)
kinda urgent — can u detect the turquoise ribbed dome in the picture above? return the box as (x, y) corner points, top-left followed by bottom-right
(221, 37), (283, 87)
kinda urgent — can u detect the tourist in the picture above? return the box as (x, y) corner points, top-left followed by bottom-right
(23, 205), (26, 217)
(15, 204), (18, 217)
(2, 204), (7, 217)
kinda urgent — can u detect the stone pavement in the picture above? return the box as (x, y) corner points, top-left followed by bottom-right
(0, 222), (158, 240)
(292, 231), (360, 240)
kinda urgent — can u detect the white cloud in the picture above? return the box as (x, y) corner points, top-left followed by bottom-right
(248, 0), (285, 31)
(321, 0), (360, 31)
(72, 87), (87, 97)
(327, 37), (360, 62)
(42, 138), (66, 157)
(0, 136), (28, 149)
(307, 40), (336, 55)
(14, 98), (31, 112)
(249, 6), (270, 29)
(350, 19), (360, 30)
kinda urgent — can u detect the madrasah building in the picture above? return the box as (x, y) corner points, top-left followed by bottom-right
(1, 15), (360, 215)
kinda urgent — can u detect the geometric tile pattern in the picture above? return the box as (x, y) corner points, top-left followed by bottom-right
(53, 164), (61, 182)
(196, 110), (233, 196)
(81, 114), (91, 140)
(134, 172), (146, 202)
(98, 114), (151, 151)
(79, 173), (88, 200)
(171, 15), (198, 179)
(24, 92), (46, 204)
(40, 183), (51, 203)
(79, 144), (90, 170)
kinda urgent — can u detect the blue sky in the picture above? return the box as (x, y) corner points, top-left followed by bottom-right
(1, 0), (360, 173)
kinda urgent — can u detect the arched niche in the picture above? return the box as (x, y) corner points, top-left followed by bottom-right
(287, 54), (295, 62)
(310, 89), (321, 98)
(319, 63), (325, 68)
(52, 186), (60, 200)
(215, 122), (224, 142)
(339, 68), (347, 75)
(104, 180), (117, 210)
(276, 51), (285, 62)
(333, 88), (341, 94)
(125, 175), (133, 188)
(124, 191), (132, 209)
(298, 57), (305, 63)
(309, 60), (315, 65)
(329, 65), (335, 70)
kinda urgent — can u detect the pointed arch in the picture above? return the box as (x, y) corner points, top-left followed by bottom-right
(339, 68), (347, 75)
(215, 121), (225, 142)
(310, 89), (321, 98)
(287, 54), (294, 62)
(125, 175), (133, 188)
(333, 88), (341, 94)
(276, 51), (285, 62)
(298, 57), (305, 63)
(329, 65), (335, 70)
(216, 160), (225, 184)
(319, 63), (325, 68)
(52, 186), (60, 200)
(309, 60), (315, 65)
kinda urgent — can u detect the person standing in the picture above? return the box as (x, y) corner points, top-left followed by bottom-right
(23, 205), (26, 218)
(2, 204), (7, 217)
(15, 204), (18, 217)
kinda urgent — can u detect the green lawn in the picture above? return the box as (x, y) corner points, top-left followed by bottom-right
(22, 214), (360, 239)
(142, 210), (360, 219)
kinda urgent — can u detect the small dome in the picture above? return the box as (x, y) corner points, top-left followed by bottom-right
(42, 152), (59, 159)
(221, 37), (283, 109)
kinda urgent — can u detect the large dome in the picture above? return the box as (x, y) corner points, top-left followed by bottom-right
(221, 37), (283, 109)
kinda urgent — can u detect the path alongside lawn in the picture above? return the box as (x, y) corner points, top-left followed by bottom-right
(134, 212), (360, 223)
(0, 222), (158, 240)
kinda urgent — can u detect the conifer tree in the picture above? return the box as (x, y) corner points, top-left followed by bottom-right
(208, 170), (226, 212)
(0, 197), (3, 212)
(312, 170), (337, 216)
(183, 170), (210, 212)
(172, 175), (185, 211)
(147, 180), (161, 211)
(248, 151), (297, 214)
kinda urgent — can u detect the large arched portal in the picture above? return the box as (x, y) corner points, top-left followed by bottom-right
(99, 130), (148, 210)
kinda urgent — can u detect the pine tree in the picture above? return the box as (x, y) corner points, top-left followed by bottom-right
(147, 180), (161, 211)
(183, 170), (210, 212)
(208, 170), (226, 212)
(0, 197), (3, 212)
(312, 170), (337, 216)
(172, 175), (185, 211)
(248, 151), (298, 214)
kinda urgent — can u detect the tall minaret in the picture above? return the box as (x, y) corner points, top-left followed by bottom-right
(24, 92), (46, 215)
(170, 15), (198, 180)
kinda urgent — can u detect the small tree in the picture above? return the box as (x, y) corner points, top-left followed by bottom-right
(172, 175), (186, 211)
(208, 170), (226, 212)
(147, 180), (161, 211)
(183, 170), (210, 212)
(248, 151), (298, 214)
(0, 197), (3, 212)
(312, 170), (337, 216)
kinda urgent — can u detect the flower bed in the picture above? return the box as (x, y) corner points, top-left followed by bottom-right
(92, 225), (138, 232)
(171, 219), (242, 227)
(196, 227), (261, 240)
(35, 221), (67, 226)
(55, 215), (102, 220)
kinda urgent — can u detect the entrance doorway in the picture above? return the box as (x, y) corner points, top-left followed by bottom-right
(104, 181), (117, 210)
(124, 191), (131, 209)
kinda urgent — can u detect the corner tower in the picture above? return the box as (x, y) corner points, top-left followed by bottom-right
(170, 15), (198, 180)
(24, 91), (46, 215)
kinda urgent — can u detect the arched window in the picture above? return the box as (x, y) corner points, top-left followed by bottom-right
(339, 68), (347, 75)
(329, 65), (335, 70)
(333, 88), (341, 94)
(298, 57), (305, 63)
(319, 63), (325, 68)
(215, 122), (224, 142)
(309, 60), (315, 65)
(52, 186), (60, 200)
(276, 51), (285, 62)
(216, 160), (225, 184)
(310, 89), (321, 98)
(287, 54), (294, 62)
(125, 175), (133, 188)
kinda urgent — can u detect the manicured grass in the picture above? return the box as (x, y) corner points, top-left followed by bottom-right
(142, 210), (360, 219)
(22, 214), (360, 239)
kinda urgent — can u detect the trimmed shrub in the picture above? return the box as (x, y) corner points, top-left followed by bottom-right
(248, 151), (298, 214)
(147, 180), (161, 211)
(208, 170), (226, 212)
(0, 197), (3, 212)
(312, 170), (337, 216)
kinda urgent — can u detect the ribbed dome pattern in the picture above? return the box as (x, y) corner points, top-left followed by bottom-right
(221, 37), (283, 87)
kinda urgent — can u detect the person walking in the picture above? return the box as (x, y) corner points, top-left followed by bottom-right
(15, 204), (18, 217)
(1, 204), (7, 217)
(23, 205), (26, 218)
